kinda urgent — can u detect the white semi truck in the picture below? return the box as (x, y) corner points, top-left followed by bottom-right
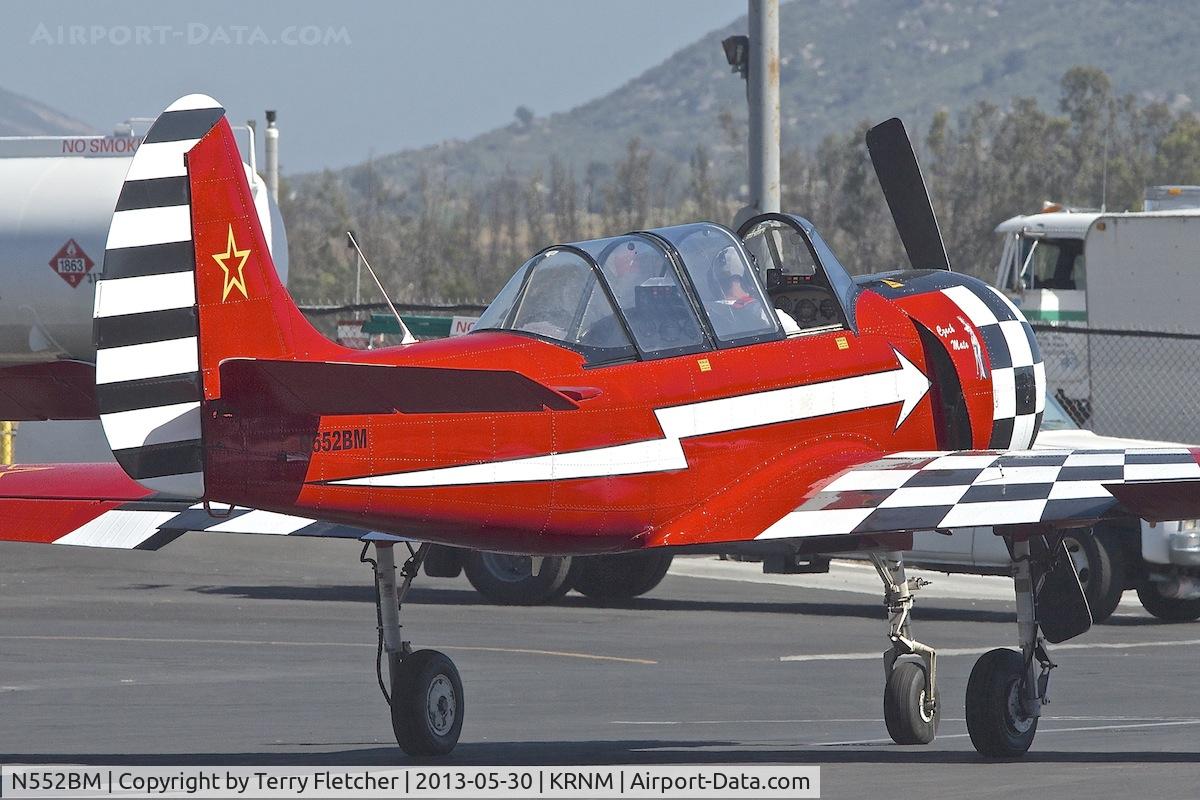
(993, 193), (1200, 442)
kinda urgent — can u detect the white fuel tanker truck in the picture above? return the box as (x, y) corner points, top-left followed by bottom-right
(0, 120), (288, 362)
(0, 114), (287, 422)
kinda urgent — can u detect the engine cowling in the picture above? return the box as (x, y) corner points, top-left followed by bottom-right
(861, 270), (1045, 451)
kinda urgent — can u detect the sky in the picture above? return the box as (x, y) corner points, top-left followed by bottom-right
(1, 0), (744, 173)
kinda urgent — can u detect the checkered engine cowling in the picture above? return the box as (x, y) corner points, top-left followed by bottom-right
(936, 279), (1046, 450)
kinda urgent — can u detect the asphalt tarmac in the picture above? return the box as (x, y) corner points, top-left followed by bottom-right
(2, 536), (1198, 799)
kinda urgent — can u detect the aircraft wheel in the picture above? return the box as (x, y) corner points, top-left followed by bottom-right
(568, 552), (674, 601)
(965, 648), (1037, 758)
(391, 649), (464, 757)
(463, 552), (571, 604)
(1136, 580), (1200, 622)
(883, 661), (938, 744)
(1062, 530), (1122, 624)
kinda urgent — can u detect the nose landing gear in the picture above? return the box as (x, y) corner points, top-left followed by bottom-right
(870, 552), (940, 745)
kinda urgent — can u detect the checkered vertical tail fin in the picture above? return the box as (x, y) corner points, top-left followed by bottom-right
(94, 94), (334, 499)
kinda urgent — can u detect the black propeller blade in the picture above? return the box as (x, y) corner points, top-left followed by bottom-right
(866, 117), (952, 272)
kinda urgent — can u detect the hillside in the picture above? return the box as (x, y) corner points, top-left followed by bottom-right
(0, 85), (92, 136)
(297, 0), (1200, 206)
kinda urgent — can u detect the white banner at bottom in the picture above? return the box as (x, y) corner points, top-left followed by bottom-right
(1, 765), (819, 798)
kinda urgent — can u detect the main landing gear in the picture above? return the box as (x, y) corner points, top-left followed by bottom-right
(966, 536), (1063, 758)
(871, 535), (1078, 757)
(363, 542), (464, 756)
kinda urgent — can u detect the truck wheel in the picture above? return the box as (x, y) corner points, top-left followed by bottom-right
(568, 552), (674, 601)
(1136, 580), (1200, 622)
(462, 552), (571, 605)
(1062, 531), (1122, 624)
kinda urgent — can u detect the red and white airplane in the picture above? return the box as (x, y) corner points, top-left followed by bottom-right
(2, 95), (1198, 758)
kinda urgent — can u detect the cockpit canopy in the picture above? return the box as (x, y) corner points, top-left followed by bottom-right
(475, 223), (781, 364)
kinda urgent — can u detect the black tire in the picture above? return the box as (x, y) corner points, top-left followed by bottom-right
(1136, 580), (1200, 622)
(462, 551), (571, 605)
(883, 661), (939, 745)
(1062, 531), (1122, 624)
(567, 552), (674, 601)
(965, 648), (1038, 758)
(391, 649), (463, 757)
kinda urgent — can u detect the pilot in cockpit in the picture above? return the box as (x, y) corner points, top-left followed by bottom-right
(608, 242), (656, 305)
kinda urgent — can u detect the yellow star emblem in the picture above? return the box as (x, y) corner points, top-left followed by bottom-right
(211, 224), (250, 301)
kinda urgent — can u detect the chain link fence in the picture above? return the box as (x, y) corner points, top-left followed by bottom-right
(1033, 324), (1200, 444)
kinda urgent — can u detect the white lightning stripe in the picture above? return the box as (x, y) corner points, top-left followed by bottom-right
(94, 271), (196, 318)
(124, 138), (200, 180)
(99, 402), (201, 450)
(655, 351), (929, 439)
(95, 337), (198, 385)
(333, 350), (931, 488)
(54, 510), (179, 549)
(105, 205), (192, 250)
(339, 438), (687, 488)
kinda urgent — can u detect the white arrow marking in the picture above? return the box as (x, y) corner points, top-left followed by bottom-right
(331, 348), (929, 488)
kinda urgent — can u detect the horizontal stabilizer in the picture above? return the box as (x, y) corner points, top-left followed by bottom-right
(0, 361), (98, 420)
(219, 358), (578, 415)
(0, 463), (393, 549)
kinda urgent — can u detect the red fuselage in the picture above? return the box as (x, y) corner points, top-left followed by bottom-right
(204, 285), (1000, 554)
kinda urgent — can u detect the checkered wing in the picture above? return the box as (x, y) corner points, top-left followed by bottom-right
(757, 447), (1200, 540)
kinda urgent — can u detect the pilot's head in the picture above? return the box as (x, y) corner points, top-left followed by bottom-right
(713, 246), (748, 298)
(612, 241), (640, 279)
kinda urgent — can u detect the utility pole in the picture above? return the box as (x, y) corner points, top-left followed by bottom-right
(724, 0), (781, 224)
(749, 0), (780, 214)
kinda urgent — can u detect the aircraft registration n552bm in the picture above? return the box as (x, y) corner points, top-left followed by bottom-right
(2, 95), (1199, 758)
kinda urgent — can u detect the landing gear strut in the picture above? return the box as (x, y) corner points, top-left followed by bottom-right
(966, 536), (1056, 757)
(364, 542), (464, 756)
(869, 551), (939, 744)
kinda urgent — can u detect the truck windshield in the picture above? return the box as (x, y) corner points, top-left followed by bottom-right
(1024, 238), (1086, 290)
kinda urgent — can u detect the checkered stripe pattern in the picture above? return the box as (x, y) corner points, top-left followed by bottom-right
(940, 284), (1045, 449)
(757, 448), (1200, 540)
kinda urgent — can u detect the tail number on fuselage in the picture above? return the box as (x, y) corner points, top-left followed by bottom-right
(313, 428), (368, 453)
